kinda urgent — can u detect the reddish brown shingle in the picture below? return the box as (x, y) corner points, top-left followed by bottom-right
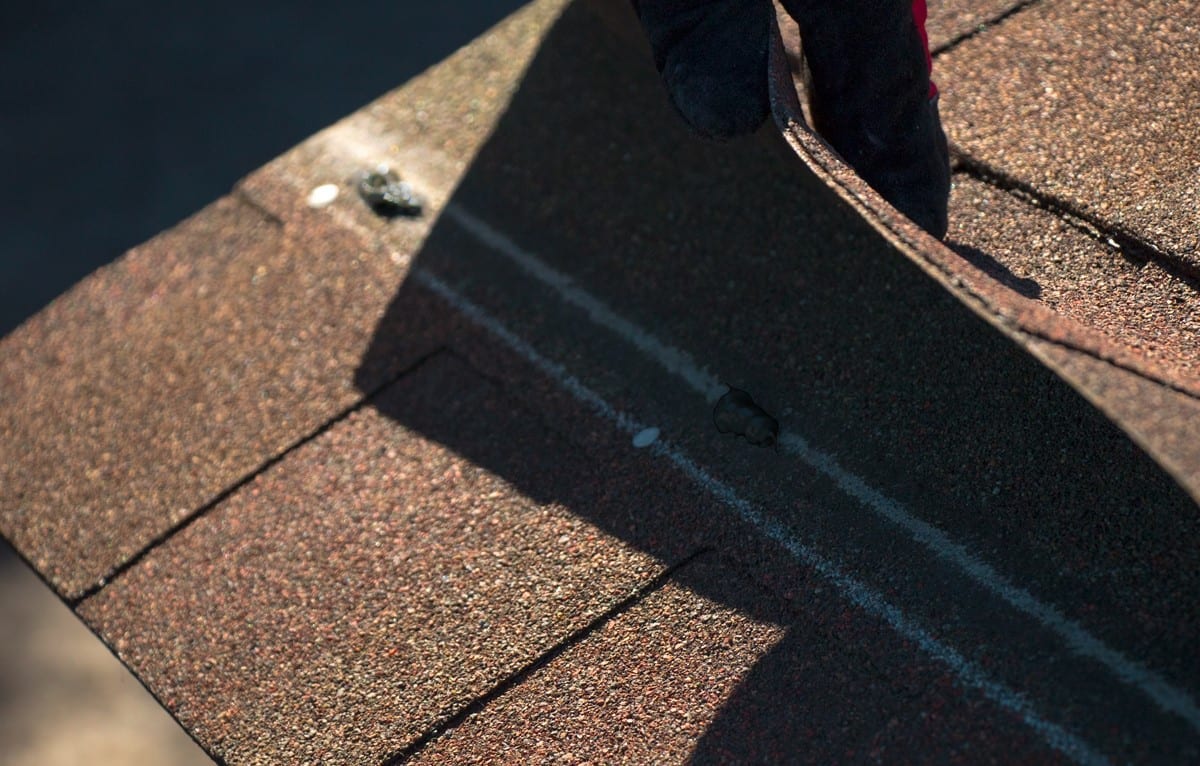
(78, 353), (678, 765)
(938, 0), (1200, 272)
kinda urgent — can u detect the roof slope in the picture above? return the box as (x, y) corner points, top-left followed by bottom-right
(2, 0), (1199, 763)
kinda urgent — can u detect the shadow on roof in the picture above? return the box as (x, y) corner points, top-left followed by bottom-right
(354, 0), (1200, 757)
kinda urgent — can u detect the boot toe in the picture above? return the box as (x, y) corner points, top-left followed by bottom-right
(663, 55), (769, 139)
(641, 0), (771, 140)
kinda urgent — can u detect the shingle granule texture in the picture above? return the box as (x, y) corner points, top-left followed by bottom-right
(0, 197), (447, 599)
(407, 556), (792, 765)
(927, 0), (1032, 52)
(407, 555), (1061, 765)
(76, 352), (686, 766)
(948, 175), (1200, 383)
(938, 0), (1200, 271)
(9, 0), (1200, 762)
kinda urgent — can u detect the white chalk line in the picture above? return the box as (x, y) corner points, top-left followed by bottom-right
(445, 205), (728, 403)
(413, 267), (1106, 765)
(443, 203), (1200, 734)
(779, 430), (1200, 729)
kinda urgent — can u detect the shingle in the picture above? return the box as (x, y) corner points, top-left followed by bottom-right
(938, 0), (1200, 271)
(0, 196), (446, 599)
(948, 174), (1200, 384)
(927, 0), (1031, 52)
(407, 555), (1062, 765)
(77, 352), (683, 766)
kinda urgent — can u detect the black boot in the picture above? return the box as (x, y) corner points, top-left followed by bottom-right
(783, 0), (950, 238)
(632, 0), (772, 139)
(633, 0), (951, 239)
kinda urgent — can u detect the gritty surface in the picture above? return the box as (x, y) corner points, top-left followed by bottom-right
(1029, 339), (1200, 501)
(406, 0), (1200, 695)
(948, 175), (1200, 381)
(78, 353), (692, 765)
(0, 1), (527, 338)
(938, 0), (1200, 272)
(0, 196), (446, 600)
(407, 555), (1059, 765)
(926, 0), (1031, 51)
(3, 0), (1200, 763)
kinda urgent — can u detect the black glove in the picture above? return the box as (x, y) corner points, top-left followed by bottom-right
(633, 0), (951, 239)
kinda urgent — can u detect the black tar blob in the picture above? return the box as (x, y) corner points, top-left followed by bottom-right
(713, 387), (779, 448)
(358, 167), (423, 218)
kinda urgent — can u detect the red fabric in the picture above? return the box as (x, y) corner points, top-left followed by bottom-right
(911, 0), (937, 97)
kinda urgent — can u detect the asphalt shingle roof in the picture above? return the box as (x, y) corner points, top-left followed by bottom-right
(2, 0), (1199, 762)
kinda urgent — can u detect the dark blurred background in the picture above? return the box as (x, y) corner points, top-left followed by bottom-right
(1, 3), (523, 761)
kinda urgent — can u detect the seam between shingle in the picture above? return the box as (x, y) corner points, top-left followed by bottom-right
(949, 159), (1200, 403)
(953, 154), (1200, 286)
(68, 346), (449, 608)
(230, 186), (285, 228)
(381, 547), (712, 766)
(931, 0), (1047, 57)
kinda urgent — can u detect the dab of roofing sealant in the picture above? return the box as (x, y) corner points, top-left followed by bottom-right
(713, 388), (779, 447)
(357, 165), (422, 218)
